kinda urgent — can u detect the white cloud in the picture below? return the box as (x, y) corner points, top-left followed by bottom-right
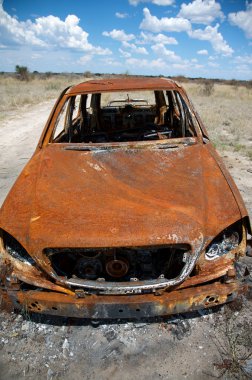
(152, 0), (174, 4)
(31, 53), (42, 59)
(208, 61), (219, 67)
(115, 12), (129, 19)
(234, 54), (252, 65)
(119, 48), (132, 58)
(235, 64), (252, 75)
(100, 57), (122, 67)
(126, 57), (166, 68)
(178, 0), (224, 25)
(151, 43), (181, 61)
(122, 41), (149, 54)
(0, 3), (110, 55)
(77, 55), (93, 65)
(172, 61), (203, 70)
(140, 7), (191, 33)
(129, 0), (174, 6)
(0, 4), (46, 47)
(197, 49), (208, 55)
(125, 54), (204, 74)
(102, 29), (135, 42)
(228, 3), (252, 39)
(188, 24), (233, 56)
(138, 31), (178, 45)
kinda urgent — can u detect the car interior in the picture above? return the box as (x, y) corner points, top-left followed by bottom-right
(52, 90), (197, 143)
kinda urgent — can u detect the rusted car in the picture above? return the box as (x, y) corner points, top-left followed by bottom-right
(0, 77), (250, 319)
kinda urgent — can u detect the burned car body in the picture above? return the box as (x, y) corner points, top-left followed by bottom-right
(0, 77), (250, 319)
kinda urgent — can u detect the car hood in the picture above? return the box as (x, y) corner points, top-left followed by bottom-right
(0, 143), (241, 253)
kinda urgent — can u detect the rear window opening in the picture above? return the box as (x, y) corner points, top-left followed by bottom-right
(51, 90), (197, 144)
(44, 245), (191, 282)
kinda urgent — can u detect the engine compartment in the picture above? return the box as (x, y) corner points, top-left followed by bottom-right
(45, 246), (190, 282)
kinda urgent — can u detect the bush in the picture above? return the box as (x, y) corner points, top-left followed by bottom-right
(201, 80), (214, 96)
(83, 71), (92, 78)
(15, 65), (30, 81)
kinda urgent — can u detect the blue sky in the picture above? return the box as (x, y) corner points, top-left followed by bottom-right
(0, 0), (251, 79)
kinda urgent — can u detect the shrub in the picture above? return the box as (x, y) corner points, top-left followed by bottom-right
(83, 71), (93, 78)
(15, 65), (30, 81)
(201, 80), (214, 96)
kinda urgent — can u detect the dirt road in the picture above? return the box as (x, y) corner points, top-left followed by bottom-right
(0, 102), (251, 380)
(0, 101), (54, 206)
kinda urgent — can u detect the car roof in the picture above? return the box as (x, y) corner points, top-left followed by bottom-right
(67, 76), (181, 95)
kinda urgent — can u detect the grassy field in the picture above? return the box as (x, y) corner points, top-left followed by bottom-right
(0, 74), (80, 117)
(1, 74), (251, 159)
(183, 81), (252, 160)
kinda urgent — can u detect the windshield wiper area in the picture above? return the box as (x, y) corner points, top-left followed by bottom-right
(63, 138), (196, 152)
(64, 143), (180, 152)
(157, 144), (178, 149)
(64, 146), (113, 152)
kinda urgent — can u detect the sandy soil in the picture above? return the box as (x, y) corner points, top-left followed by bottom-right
(0, 102), (251, 380)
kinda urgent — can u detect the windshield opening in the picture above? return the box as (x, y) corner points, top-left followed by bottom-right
(51, 90), (198, 144)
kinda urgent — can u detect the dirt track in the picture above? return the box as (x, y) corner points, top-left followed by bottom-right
(0, 102), (252, 380)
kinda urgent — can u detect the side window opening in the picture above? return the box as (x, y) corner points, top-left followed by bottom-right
(52, 98), (70, 141)
(170, 91), (197, 138)
(51, 90), (196, 143)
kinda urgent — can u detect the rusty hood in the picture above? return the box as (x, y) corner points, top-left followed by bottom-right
(0, 142), (241, 253)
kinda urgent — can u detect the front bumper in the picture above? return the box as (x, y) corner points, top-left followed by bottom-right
(4, 280), (246, 319)
(0, 233), (250, 319)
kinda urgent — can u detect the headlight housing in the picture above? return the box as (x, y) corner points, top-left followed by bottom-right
(1, 230), (36, 266)
(205, 223), (241, 261)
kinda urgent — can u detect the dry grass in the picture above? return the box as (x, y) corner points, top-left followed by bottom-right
(183, 82), (252, 160)
(211, 303), (252, 379)
(0, 74), (81, 118)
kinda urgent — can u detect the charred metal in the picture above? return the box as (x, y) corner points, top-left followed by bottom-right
(0, 77), (251, 319)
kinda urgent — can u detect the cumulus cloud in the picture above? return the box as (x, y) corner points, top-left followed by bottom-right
(188, 24), (233, 55)
(234, 54), (252, 65)
(129, 0), (174, 6)
(0, 4), (46, 47)
(0, 3), (110, 54)
(78, 55), (93, 65)
(100, 57), (122, 67)
(102, 29), (135, 42)
(235, 64), (251, 75)
(152, 0), (174, 4)
(172, 61), (204, 70)
(122, 41), (148, 54)
(103, 29), (149, 55)
(119, 48), (132, 58)
(124, 55), (204, 75)
(197, 49), (208, 55)
(151, 43), (181, 61)
(178, 0), (224, 25)
(115, 12), (129, 19)
(208, 61), (219, 67)
(140, 7), (191, 33)
(228, 3), (252, 39)
(126, 57), (166, 68)
(138, 31), (178, 45)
